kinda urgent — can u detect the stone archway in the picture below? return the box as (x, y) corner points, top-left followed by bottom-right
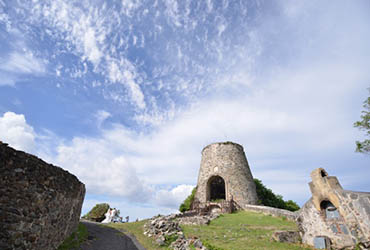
(320, 200), (340, 219)
(207, 176), (226, 201)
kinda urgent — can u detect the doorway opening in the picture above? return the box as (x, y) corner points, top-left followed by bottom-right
(207, 176), (226, 201)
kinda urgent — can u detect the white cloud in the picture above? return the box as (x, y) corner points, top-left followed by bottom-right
(22, 0), (148, 109)
(95, 110), (111, 128)
(2, 0), (369, 218)
(0, 112), (36, 152)
(44, 57), (367, 205)
(107, 60), (146, 109)
(121, 0), (142, 17)
(35, 0), (105, 67)
(54, 136), (152, 202)
(0, 51), (46, 86)
(154, 185), (194, 208)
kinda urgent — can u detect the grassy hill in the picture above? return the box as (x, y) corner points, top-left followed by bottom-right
(108, 211), (314, 250)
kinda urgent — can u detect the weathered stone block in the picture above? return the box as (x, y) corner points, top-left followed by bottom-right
(272, 231), (301, 243)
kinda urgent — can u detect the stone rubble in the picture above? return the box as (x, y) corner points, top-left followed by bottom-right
(143, 212), (220, 250)
(176, 213), (219, 226)
(271, 231), (301, 243)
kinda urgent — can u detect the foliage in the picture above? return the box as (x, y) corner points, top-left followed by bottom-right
(254, 179), (300, 212)
(284, 200), (301, 212)
(179, 187), (197, 212)
(182, 211), (312, 250)
(354, 89), (370, 154)
(164, 234), (178, 246)
(82, 203), (110, 222)
(57, 223), (88, 250)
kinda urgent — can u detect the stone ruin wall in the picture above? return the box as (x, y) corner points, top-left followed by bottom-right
(244, 204), (297, 221)
(0, 142), (85, 250)
(298, 168), (370, 249)
(195, 142), (258, 208)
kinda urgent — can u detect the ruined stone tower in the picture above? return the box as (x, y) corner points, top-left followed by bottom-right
(194, 142), (258, 209)
(298, 168), (370, 249)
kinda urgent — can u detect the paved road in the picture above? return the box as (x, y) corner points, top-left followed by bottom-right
(80, 220), (146, 250)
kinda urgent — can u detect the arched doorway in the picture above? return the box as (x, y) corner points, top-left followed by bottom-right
(320, 200), (339, 219)
(207, 176), (226, 201)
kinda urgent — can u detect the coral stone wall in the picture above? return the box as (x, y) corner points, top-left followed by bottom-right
(0, 142), (85, 250)
(195, 142), (258, 208)
(298, 168), (370, 249)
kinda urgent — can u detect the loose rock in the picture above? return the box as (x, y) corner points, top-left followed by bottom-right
(272, 231), (301, 243)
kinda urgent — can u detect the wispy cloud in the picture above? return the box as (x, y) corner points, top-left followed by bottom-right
(0, 51), (46, 86)
(28, 58), (368, 206)
(0, 52), (45, 74)
(94, 110), (111, 128)
(1, 0), (369, 219)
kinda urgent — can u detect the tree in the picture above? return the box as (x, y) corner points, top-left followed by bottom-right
(254, 179), (300, 212)
(82, 203), (110, 222)
(179, 187), (197, 212)
(354, 89), (370, 154)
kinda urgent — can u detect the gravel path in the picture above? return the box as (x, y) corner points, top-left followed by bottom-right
(80, 220), (146, 250)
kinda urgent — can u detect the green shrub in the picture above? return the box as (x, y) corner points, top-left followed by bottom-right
(254, 179), (300, 211)
(82, 203), (110, 222)
(179, 187), (197, 212)
(164, 234), (178, 246)
(284, 200), (300, 212)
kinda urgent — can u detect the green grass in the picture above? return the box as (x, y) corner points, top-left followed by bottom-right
(57, 223), (88, 250)
(106, 211), (314, 250)
(107, 220), (172, 250)
(181, 211), (313, 250)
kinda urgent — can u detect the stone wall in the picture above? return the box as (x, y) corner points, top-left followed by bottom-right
(298, 168), (370, 249)
(0, 142), (85, 250)
(194, 142), (258, 208)
(244, 204), (297, 221)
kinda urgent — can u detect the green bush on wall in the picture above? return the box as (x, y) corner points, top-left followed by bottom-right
(82, 203), (110, 222)
(179, 187), (197, 212)
(254, 179), (300, 212)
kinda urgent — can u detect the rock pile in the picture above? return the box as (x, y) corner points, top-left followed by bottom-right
(144, 215), (182, 246)
(271, 231), (301, 243)
(144, 214), (213, 250)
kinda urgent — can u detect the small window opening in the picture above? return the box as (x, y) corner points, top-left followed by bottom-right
(320, 200), (340, 219)
(321, 170), (327, 177)
(314, 236), (330, 249)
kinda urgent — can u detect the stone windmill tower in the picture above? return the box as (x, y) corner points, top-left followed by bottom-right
(194, 142), (258, 209)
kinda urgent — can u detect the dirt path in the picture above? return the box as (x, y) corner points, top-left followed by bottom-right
(80, 220), (146, 250)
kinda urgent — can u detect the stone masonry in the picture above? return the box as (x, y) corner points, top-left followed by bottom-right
(0, 142), (85, 250)
(297, 168), (370, 249)
(194, 142), (258, 209)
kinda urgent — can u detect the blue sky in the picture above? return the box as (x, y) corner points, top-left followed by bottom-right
(0, 0), (369, 220)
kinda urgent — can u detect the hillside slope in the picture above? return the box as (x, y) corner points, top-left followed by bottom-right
(108, 211), (313, 250)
